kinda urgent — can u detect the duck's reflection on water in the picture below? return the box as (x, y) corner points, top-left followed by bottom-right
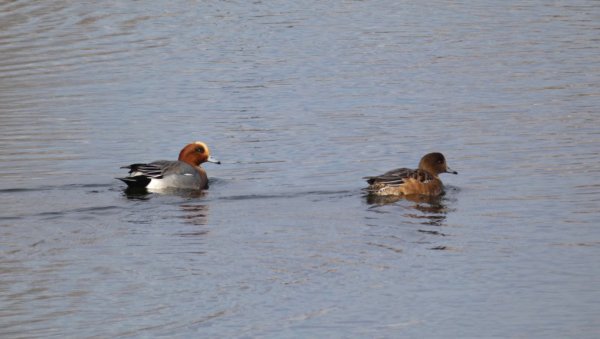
(123, 187), (208, 199)
(121, 187), (211, 227)
(366, 193), (449, 217)
(123, 187), (152, 200)
(178, 203), (209, 227)
(365, 192), (456, 250)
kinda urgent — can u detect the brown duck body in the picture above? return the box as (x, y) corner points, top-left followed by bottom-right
(365, 152), (457, 196)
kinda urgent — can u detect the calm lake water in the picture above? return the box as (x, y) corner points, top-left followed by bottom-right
(1, 1), (599, 337)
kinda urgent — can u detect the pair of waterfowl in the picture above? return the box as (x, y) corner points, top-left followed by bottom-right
(117, 142), (457, 196)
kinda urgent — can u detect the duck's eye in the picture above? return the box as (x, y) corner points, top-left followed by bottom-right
(437, 159), (444, 164)
(195, 146), (205, 153)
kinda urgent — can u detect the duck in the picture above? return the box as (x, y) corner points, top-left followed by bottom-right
(117, 141), (220, 190)
(364, 152), (457, 196)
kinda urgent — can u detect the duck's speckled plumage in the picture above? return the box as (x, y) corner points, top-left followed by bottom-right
(365, 152), (457, 196)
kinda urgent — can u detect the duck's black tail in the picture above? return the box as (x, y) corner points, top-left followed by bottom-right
(116, 176), (151, 188)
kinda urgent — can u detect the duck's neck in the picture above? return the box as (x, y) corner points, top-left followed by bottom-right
(419, 166), (439, 178)
(179, 154), (201, 167)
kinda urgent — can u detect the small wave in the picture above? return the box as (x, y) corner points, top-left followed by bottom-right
(217, 189), (355, 202)
(0, 183), (112, 194)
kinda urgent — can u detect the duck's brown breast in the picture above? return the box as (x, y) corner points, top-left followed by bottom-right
(398, 177), (443, 196)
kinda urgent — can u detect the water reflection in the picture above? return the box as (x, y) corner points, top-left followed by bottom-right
(405, 211), (447, 227)
(366, 192), (448, 216)
(364, 192), (453, 251)
(122, 187), (207, 200)
(366, 192), (445, 207)
(121, 187), (211, 227)
(178, 203), (209, 227)
(122, 187), (152, 200)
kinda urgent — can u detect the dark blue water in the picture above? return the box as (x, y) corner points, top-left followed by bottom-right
(1, 1), (599, 337)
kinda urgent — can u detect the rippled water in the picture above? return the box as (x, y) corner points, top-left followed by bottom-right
(1, 1), (599, 337)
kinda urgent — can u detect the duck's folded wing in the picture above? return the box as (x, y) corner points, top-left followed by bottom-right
(365, 168), (433, 186)
(121, 160), (182, 179)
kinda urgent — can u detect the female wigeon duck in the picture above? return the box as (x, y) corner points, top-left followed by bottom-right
(117, 141), (220, 190)
(364, 152), (457, 196)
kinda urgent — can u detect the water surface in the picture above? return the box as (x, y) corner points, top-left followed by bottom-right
(1, 1), (599, 337)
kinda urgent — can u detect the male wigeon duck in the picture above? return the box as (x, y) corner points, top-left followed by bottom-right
(117, 141), (220, 190)
(364, 152), (457, 196)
